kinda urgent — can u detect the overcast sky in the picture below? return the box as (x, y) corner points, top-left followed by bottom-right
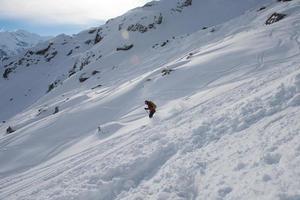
(0, 0), (152, 36)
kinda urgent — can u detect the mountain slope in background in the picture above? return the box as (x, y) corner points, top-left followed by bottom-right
(0, 29), (50, 60)
(0, 0), (300, 199)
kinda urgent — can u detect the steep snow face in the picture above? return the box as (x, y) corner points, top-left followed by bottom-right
(1, 0), (300, 199)
(0, 30), (50, 60)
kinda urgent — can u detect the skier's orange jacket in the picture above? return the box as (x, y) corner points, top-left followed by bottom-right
(145, 101), (156, 111)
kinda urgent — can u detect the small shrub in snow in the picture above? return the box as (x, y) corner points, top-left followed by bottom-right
(6, 126), (15, 134)
(173, 0), (192, 12)
(92, 70), (100, 75)
(91, 84), (102, 90)
(181, 0), (192, 7)
(155, 13), (163, 25)
(148, 23), (155, 29)
(47, 80), (61, 93)
(79, 58), (91, 70)
(94, 33), (103, 44)
(265, 13), (286, 25)
(46, 51), (58, 62)
(67, 49), (73, 56)
(152, 43), (159, 48)
(96, 55), (102, 60)
(127, 23), (148, 33)
(79, 77), (89, 83)
(116, 44), (134, 51)
(3, 67), (13, 79)
(35, 43), (53, 55)
(47, 83), (55, 93)
(25, 50), (34, 56)
(257, 6), (266, 11)
(127, 13), (163, 33)
(161, 40), (169, 47)
(53, 106), (59, 114)
(68, 68), (76, 77)
(162, 68), (174, 76)
(94, 29), (103, 44)
(79, 73), (89, 83)
(187, 52), (194, 59)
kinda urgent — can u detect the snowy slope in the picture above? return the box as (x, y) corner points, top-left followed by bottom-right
(0, 29), (50, 60)
(0, 0), (272, 122)
(1, 0), (300, 199)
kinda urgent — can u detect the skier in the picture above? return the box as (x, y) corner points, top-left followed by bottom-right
(144, 100), (156, 118)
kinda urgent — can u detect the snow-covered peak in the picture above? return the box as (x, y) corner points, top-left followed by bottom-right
(0, 29), (50, 60)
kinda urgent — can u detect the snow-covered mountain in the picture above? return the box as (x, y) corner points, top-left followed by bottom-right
(1, 0), (300, 199)
(0, 29), (50, 60)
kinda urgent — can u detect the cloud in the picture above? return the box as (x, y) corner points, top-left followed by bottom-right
(0, 0), (151, 25)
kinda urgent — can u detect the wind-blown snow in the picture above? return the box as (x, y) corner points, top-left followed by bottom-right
(0, 0), (300, 199)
